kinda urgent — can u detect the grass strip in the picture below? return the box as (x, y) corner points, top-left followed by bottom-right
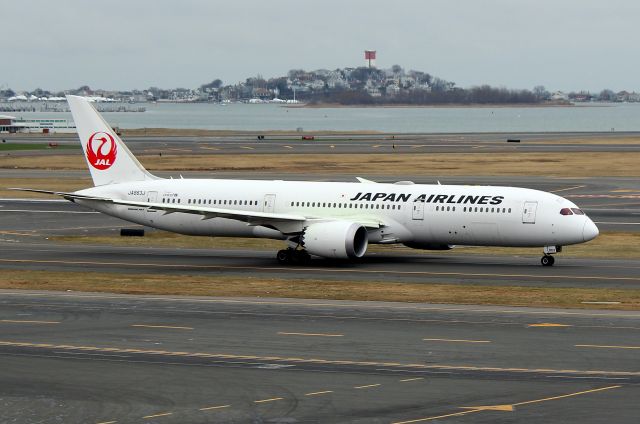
(1, 269), (638, 310)
(2, 152), (640, 177)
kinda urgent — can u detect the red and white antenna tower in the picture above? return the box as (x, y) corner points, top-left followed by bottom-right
(364, 50), (376, 68)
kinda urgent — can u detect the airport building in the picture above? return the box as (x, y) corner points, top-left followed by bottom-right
(0, 115), (22, 133)
(0, 115), (75, 133)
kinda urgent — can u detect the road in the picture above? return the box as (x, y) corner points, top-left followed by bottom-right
(0, 291), (638, 423)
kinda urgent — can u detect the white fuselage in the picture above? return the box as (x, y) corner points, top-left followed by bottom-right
(77, 179), (598, 248)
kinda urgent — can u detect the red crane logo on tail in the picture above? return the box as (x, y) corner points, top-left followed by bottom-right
(86, 132), (117, 170)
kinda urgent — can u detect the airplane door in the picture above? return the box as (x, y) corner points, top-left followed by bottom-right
(146, 191), (158, 221)
(412, 200), (424, 220)
(263, 194), (276, 213)
(522, 201), (537, 224)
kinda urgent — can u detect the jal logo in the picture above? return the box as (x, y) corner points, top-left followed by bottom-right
(86, 131), (117, 170)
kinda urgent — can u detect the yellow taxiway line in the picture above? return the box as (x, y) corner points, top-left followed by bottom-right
(277, 331), (344, 337)
(199, 404), (230, 411)
(131, 324), (194, 330)
(392, 385), (621, 423)
(304, 390), (333, 396)
(576, 344), (640, 350)
(254, 397), (283, 403)
(527, 323), (572, 328)
(0, 340), (637, 378)
(142, 412), (173, 419)
(354, 383), (381, 389)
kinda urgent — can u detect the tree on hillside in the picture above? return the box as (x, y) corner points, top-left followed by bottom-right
(201, 79), (223, 90)
(430, 77), (454, 92)
(598, 89), (616, 101)
(533, 85), (549, 100)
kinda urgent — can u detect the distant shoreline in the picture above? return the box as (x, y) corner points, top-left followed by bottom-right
(295, 101), (581, 109)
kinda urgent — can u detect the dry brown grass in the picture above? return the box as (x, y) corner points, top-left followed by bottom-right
(0, 178), (91, 198)
(1, 269), (638, 310)
(2, 152), (640, 177)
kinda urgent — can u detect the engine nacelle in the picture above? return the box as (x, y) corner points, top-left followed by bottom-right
(303, 221), (368, 259)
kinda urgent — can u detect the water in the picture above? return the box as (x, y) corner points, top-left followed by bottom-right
(5, 102), (640, 133)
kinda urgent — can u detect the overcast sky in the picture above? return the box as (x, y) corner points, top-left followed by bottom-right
(4, 0), (639, 92)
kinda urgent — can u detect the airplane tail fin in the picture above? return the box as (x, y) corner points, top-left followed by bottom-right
(66, 95), (159, 186)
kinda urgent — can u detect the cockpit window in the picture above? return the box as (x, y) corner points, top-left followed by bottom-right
(560, 208), (573, 215)
(571, 208), (585, 215)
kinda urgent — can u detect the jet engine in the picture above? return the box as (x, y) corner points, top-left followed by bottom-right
(302, 221), (368, 259)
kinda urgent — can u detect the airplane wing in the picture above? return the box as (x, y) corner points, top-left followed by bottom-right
(9, 188), (383, 234)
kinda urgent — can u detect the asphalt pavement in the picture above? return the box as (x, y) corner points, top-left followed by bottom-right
(1, 291), (638, 423)
(4, 131), (640, 154)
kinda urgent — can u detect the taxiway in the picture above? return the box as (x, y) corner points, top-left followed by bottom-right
(1, 291), (638, 423)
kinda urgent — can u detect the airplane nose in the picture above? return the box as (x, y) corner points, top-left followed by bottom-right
(582, 219), (599, 242)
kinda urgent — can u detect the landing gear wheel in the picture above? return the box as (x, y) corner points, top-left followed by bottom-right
(541, 255), (555, 267)
(276, 248), (311, 265)
(276, 249), (290, 264)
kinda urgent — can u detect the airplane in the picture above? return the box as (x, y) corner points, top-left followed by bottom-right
(12, 95), (599, 267)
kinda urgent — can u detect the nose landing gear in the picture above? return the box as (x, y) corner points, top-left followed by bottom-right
(541, 245), (562, 266)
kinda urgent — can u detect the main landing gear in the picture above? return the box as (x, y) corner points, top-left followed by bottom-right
(276, 247), (311, 265)
(540, 255), (555, 267)
(541, 245), (562, 267)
